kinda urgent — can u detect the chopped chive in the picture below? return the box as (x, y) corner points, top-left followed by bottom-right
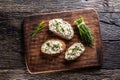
(46, 43), (50, 47)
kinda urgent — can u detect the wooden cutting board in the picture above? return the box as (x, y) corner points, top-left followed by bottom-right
(23, 8), (103, 74)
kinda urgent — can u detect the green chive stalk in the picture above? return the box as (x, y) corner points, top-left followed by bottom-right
(31, 21), (45, 37)
(74, 17), (94, 47)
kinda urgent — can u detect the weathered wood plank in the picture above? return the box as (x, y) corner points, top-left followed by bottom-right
(0, 69), (120, 80)
(1, 0), (120, 12)
(0, 12), (25, 69)
(102, 41), (120, 69)
(99, 13), (120, 40)
(108, 0), (120, 12)
(0, 0), (104, 12)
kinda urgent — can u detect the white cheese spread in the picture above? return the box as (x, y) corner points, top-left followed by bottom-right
(49, 19), (74, 39)
(41, 40), (63, 54)
(65, 43), (85, 60)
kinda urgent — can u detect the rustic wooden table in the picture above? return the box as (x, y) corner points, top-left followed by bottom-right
(0, 0), (120, 80)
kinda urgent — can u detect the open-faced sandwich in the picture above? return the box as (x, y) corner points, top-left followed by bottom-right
(49, 19), (74, 40)
(41, 39), (66, 56)
(65, 43), (85, 61)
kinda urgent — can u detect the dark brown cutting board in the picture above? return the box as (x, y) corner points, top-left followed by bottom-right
(23, 8), (103, 74)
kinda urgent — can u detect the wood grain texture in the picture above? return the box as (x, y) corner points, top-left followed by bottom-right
(0, 69), (120, 80)
(0, 0), (120, 79)
(102, 41), (120, 69)
(99, 13), (120, 41)
(0, 0), (120, 12)
(0, 0), (104, 12)
(23, 9), (103, 74)
(108, 0), (120, 12)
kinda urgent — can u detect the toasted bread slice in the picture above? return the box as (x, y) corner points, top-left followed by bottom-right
(65, 43), (85, 61)
(41, 39), (66, 56)
(49, 19), (74, 40)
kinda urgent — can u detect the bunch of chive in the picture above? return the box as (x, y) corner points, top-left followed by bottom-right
(74, 17), (94, 47)
(31, 21), (45, 37)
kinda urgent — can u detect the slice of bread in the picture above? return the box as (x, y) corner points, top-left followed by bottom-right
(49, 19), (74, 40)
(65, 42), (85, 61)
(41, 39), (66, 56)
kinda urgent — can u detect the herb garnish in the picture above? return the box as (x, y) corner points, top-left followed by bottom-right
(72, 46), (80, 53)
(31, 21), (45, 37)
(46, 43), (50, 47)
(74, 17), (94, 47)
(52, 44), (60, 51)
(54, 20), (60, 31)
(61, 28), (64, 32)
